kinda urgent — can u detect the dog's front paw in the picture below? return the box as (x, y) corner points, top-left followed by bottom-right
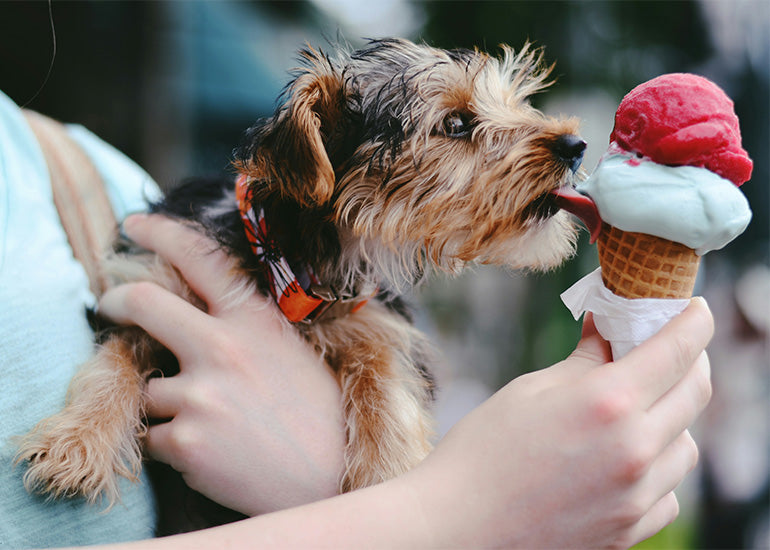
(15, 336), (151, 506)
(15, 409), (143, 507)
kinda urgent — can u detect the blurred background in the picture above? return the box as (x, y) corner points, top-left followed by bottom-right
(0, 1), (767, 548)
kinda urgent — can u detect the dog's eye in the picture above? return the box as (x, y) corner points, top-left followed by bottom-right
(441, 112), (473, 138)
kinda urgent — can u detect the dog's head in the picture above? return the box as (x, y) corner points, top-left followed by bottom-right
(235, 38), (585, 290)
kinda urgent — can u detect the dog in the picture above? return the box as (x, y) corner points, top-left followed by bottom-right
(16, 37), (585, 524)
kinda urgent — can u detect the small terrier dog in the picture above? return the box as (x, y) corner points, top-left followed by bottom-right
(17, 38), (585, 517)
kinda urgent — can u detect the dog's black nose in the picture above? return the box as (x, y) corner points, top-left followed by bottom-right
(553, 134), (587, 173)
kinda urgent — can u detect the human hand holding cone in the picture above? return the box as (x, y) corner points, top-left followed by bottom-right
(557, 73), (753, 358)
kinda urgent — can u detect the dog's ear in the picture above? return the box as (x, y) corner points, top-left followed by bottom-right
(237, 49), (346, 207)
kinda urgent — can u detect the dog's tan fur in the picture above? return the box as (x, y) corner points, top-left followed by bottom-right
(16, 38), (583, 509)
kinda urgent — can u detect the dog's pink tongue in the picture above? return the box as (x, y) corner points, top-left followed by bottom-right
(550, 187), (602, 243)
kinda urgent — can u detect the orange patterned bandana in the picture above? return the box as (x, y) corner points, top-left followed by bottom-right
(236, 175), (368, 323)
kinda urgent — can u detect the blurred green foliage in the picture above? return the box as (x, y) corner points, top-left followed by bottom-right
(633, 519), (694, 550)
(420, 0), (711, 96)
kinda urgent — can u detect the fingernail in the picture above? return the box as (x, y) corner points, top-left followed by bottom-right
(690, 296), (708, 309)
(119, 213), (147, 240)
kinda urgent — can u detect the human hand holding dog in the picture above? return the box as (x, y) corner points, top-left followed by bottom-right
(99, 214), (346, 516)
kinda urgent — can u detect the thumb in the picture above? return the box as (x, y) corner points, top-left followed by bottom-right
(572, 312), (613, 364)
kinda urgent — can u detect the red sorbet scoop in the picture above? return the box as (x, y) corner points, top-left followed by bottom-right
(610, 73), (753, 186)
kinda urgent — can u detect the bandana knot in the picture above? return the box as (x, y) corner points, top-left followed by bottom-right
(235, 175), (369, 323)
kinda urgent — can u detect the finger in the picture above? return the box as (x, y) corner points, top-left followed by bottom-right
(576, 311), (613, 362)
(145, 421), (186, 472)
(581, 311), (598, 339)
(647, 351), (711, 444)
(145, 376), (184, 420)
(625, 491), (679, 548)
(99, 281), (215, 365)
(122, 214), (237, 306)
(614, 297), (714, 408)
(564, 312), (613, 370)
(636, 430), (698, 512)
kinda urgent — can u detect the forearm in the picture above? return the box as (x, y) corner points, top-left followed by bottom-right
(81, 475), (433, 550)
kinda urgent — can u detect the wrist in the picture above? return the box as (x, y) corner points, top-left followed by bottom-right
(380, 473), (439, 549)
(399, 460), (467, 549)
(240, 475), (439, 549)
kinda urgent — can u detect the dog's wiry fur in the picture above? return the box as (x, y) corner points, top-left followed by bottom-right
(16, 38), (584, 525)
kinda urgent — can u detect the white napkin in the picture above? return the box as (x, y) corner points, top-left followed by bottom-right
(560, 268), (690, 359)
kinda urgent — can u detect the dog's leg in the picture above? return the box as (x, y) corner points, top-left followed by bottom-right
(338, 349), (434, 492)
(16, 330), (154, 507)
(315, 306), (435, 492)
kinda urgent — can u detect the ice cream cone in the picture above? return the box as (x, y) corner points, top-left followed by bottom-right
(597, 222), (700, 299)
(561, 73), (752, 359)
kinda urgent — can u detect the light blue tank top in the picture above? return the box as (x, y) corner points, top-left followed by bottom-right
(0, 90), (159, 547)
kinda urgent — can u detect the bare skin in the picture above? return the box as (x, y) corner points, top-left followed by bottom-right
(88, 214), (712, 550)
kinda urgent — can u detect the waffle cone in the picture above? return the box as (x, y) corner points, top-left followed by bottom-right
(597, 223), (700, 299)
